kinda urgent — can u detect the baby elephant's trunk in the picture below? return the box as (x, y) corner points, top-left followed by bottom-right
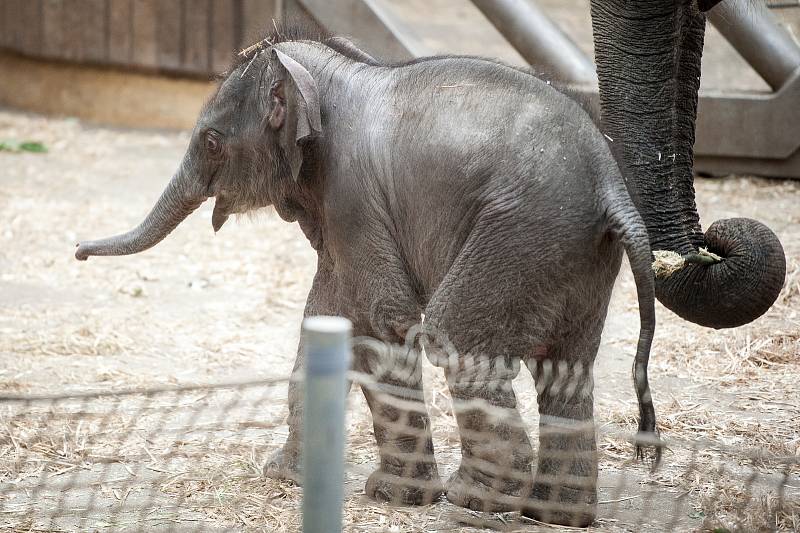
(75, 170), (206, 260)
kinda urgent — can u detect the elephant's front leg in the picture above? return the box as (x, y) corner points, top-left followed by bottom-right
(262, 344), (311, 483)
(444, 363), (534, 512)
(523, 340), (600, 528)
(263, 262), (340, 483)
(359, 344), (443, 506)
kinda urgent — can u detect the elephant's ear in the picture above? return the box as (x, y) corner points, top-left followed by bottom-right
(268, 49), (322, 181)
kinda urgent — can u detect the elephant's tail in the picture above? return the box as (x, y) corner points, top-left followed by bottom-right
(600, 171), (662, 467)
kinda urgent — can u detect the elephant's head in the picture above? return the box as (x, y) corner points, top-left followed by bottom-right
(75, 45), (321, 260)
(589, 0), (786, 329)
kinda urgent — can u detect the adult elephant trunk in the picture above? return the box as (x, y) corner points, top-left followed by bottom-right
(590, 0), (786, 329)
(75, 166), (207, 260)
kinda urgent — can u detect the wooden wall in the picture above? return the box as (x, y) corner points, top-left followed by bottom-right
(0, 0), (278, 77)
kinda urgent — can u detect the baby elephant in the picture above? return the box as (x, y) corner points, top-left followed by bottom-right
(75, 25), (658, 527)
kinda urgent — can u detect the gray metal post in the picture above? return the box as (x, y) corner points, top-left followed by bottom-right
(302, 316), (352, 533)
(470, 0), (596, 84)
(708, 0), (800, 90)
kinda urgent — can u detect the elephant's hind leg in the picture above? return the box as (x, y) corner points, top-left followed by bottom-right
(358, 342), (443, 506)
(522, 328), (602, 528)
(444, 362), (534, 513)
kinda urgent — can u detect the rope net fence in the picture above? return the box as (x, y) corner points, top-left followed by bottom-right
(0, 379), (293, 531)
(1, 342), (798, 532)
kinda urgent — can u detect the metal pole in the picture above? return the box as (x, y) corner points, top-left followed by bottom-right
(302, 316), (352, 533)
(708, 0), (800, 90)
(470, 0), (596, 84)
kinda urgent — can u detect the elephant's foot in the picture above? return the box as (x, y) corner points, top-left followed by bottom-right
(445, 466), (530, 512)
(365, 463), (443, 506)
(521, 481), (597, 528)
(262, 444), (302, 484)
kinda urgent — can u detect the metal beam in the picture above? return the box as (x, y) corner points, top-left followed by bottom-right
(708, 0), (800, 90)
(286, 0), (430, 62)
(570, 71), (800, 178)
(694, 148), (800, 178)
(470, 0), (596, 85)
(694, 70), (800, 160)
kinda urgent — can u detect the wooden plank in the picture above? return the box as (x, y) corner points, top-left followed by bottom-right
(210, 0), (237, 74)
(108, 0), (133, 64)
(241, 0), (278, 48)
(0, 0), (11, 49)
(60, 0), (85, 60)
(5, 0), (24, 52)
(41, 0), (66, 59)
(155, 0), (182, 71)
(183, 0), (210, 73)
(4, 0), (15, 50)
(81, 0), (108, 62)
(21, 0), (43, 56)
(131, 0), (158, 68)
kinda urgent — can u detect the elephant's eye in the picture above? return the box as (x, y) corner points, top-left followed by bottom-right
(205, 132), (221, 155)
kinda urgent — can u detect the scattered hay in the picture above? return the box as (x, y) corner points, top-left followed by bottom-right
(694, 467), (800, 532)
(651, 248), (723, 279)
(1, 324), (133, 357)
(778, 258), (800, 307)
(652, 250), (686, 278)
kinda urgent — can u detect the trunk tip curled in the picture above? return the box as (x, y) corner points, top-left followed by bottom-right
(655, 217), (786, 329)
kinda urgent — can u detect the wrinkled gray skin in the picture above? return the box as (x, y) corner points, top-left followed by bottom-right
(75, 31), (658, 527)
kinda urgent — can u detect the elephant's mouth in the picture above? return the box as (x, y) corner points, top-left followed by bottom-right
(211, 192), (247, 233)
(212, 196), (231, 233)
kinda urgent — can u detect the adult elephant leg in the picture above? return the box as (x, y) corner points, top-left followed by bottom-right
(522, 324), (602, 528)
(444, 361), (533, 513)
(263, 260), (341, 483)
(590, 0), (786, 329)
(358, 341), (443, 506)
